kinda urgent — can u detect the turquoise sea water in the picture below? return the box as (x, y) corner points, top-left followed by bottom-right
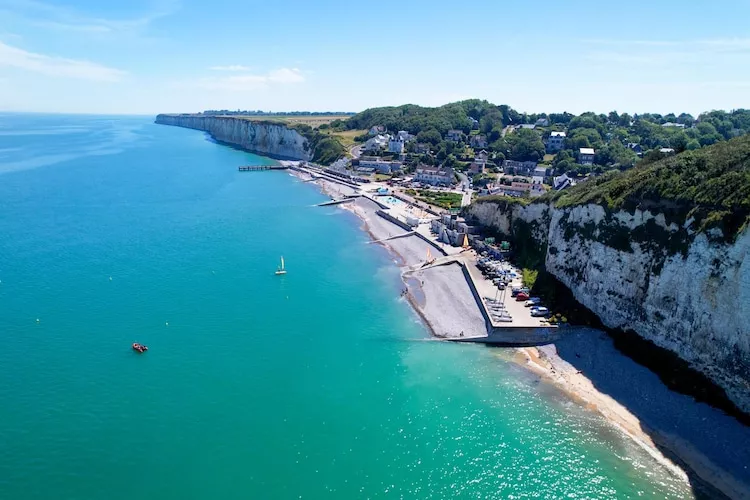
(0, 114), (693, 499)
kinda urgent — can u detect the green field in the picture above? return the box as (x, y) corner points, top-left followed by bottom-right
(406, 189), (463, 209)
(230, 115), (351, 128)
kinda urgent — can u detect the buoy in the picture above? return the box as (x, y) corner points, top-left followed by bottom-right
(36, 318), (40, 323)
(165, 322), (169, 326)
(109, 276), (112, 281)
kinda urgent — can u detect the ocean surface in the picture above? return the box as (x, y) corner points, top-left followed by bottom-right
(0, 114), (694, 499)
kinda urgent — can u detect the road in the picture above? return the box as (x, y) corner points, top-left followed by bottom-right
(349, 144), (362, 159)
(455, 171), (474, 207)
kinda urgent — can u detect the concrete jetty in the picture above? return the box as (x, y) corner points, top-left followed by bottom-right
(238, 165), (289, 171)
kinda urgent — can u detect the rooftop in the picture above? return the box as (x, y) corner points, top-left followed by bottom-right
(579, 147), (595, 155)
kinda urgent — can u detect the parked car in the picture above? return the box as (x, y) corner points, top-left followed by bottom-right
(516, 292), (529, 301)
(524, 297), (542, 307)
(530, 306), (550, 317)
(511, 287), (530, 297)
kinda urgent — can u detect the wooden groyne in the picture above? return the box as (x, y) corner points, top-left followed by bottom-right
(238, 165), (289, 172)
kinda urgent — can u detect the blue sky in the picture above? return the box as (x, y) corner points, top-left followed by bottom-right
(0, 0), (749, 115)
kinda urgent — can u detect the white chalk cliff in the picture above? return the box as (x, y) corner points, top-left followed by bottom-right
(465, 199), (750, 414)
(155, 114), (312, 161)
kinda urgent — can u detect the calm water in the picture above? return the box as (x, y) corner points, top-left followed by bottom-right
(0, 114), (692, 499)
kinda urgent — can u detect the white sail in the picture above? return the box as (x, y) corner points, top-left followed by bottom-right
(280, 256), (285, 270)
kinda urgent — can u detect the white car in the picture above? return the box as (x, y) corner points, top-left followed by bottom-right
(524, 297), (542, 307)
(530, 306), (550, 317)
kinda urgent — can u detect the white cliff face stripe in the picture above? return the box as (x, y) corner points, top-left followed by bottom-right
(466, 199), (750, 414)
(155, 115), (312, 161)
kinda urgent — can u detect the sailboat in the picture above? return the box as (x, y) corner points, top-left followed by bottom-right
(424, 248), (436, 266)
(275, 256), (287, 275)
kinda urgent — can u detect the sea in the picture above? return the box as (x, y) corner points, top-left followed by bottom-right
(0, 114), (694, 499)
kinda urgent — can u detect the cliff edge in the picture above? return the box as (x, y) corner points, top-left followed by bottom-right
(465, 135), (750, 415)
(155, 114), (313, 161)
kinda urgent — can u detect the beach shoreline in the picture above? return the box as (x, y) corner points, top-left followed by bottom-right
(288, 167), (749, 500)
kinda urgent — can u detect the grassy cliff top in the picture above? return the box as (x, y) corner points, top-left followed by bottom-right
(547, 134), (750, 237)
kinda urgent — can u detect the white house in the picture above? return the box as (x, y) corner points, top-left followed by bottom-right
(388, 137), (405, 154)
(470, 134), (488, 148)
(364, 134), (389, 152)
(358, 158), (403, 174)
(368, 125), (385, 136)
(446, 129), (463, 142)
(546, 131), (566, 152)
(415, 166), (455, 186)
(397, 130), (414, 141)
(579, 147), (595, 165)
(553, 173), (575, 190)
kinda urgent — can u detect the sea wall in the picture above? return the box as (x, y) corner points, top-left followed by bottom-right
(155, 114), (312, 161)
(464, 199), (750, 414)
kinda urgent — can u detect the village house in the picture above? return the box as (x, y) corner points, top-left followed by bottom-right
(368, 125), (386, 136)
(659, 147), (675, 154)
(446, 129), (463, 142)
(546, 131), (566, 152)
(364, 134), (389, 152)
(530, 177), (546, 197)
(469, 134), (488, 148)
(414, 165), (455, 186)
(469, 150), (490, 175)
(414, 143), (431, 154)
(330, 158), (351, 172)
(578, 147), (595, 165)
(535, 118), (549, 127)
(553, 173), (575, 190)
(514, 124), (536, 131)
(397, 130), (414, 142)
(662, 122), (686, 128)
(502, 159), (538, 176)
(431, 214), (478, 246)
(358, 157), (403, 174)
(627, 143), (643, 156)
(491, 181), (536, 198)
(388, 136), (405, 154)
(534, 166), (551, 178)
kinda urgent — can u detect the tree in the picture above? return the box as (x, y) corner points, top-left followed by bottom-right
(505, 129), (545, 162)
(670, 132), (689, 153)
(416, 128), (442, 146)
(686, 139), (701, 150)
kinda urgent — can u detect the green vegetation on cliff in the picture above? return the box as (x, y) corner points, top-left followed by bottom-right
(548, 134), (750, 238)
(291, 124), (345, 164)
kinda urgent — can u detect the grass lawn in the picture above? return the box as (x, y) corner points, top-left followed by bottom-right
(406, 189), (463, 209)
(374, 173), (392, 181)
(230, 115), (352, 128)
(328, 129), (367, 147)
(543, 154), (555, 163)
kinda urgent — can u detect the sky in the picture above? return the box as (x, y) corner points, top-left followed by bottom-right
(0, 0), (749, 115)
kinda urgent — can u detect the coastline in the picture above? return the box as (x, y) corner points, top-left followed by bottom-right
(288, 167), (750, 500)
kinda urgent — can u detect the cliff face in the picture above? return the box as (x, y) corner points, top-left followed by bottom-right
(155, 114), (312, 161)
(465, 200), (750, 414)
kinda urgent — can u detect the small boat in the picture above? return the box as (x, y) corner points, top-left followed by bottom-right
(132, 342), (148, 353)
(275, 256), (287, 275)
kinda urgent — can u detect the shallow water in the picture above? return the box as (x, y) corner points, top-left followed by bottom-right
(0, 114), (693, 499)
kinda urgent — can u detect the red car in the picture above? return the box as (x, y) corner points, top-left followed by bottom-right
(516, 292), (529, 301)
